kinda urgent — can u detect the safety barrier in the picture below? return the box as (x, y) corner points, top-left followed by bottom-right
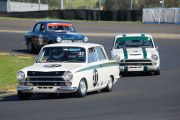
(0, 10), (142, 21)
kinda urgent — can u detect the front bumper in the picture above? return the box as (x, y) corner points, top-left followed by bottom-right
(16, 86), (77, 94)
(23, 41), (27, 45)
(120, 66), (160, 72)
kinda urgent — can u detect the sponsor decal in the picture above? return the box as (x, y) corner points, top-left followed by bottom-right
(43, 64), (61, 68)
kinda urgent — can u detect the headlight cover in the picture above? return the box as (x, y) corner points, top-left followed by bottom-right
(115, 55), (120, 61)
(152, 54), (158, 61)
(17, 71), (25, 81)
(83, 37), (88, 42)
(57, 37), (62, 42)
(63, 71), (73, 81)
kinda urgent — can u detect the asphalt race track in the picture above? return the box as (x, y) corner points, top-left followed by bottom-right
(0, 19), (180, 120)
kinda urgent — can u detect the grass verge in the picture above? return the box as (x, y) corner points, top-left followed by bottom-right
(0, 17), (142, 23)
(0, 55), (34, 92)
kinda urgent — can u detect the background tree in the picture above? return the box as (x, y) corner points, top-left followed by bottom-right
(104, 0), (129, 10)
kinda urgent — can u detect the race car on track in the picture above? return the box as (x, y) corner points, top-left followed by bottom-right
(110, 33), (160, 75)
(24, 20), (88, 52)
(16, 43), (120, 100)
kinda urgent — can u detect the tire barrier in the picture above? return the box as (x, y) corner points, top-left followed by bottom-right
(0, 10), (142, 21)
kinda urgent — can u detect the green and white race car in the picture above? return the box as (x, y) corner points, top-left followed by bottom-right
(110, 33), (160, 75)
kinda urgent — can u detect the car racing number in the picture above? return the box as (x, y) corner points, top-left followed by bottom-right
(93, 69), (98, 87)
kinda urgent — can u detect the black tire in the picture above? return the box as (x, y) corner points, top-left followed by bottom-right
(75, 79), (87, 97)
(154, 69), (160, 75)
(27, 39), (35, 53)
(103, 76), (113, 92)
(18, 91), (32, 100)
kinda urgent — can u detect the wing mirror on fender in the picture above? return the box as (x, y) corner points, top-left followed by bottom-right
(155, 46), (159, 50)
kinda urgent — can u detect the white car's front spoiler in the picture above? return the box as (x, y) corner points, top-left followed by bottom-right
(120, 66), (160, 72)
(16, 86), (78, 93)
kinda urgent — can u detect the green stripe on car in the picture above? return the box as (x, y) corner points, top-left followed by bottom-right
(144, 66), (147, 71)
(142, 48), (147, 59)
(124, 66), (128, 72)
(116, 36), (152, 42)
(76, 62), (119, 73)
(123, 48), (128, 59)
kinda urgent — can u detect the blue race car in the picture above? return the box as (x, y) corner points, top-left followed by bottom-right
(24, 20), (88, 52)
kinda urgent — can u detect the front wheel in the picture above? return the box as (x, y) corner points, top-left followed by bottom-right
(27, 39), (35, 53)
(103, 76), (113, 92)
(75, 79), (87, 97)
(18, 91), (32, 100)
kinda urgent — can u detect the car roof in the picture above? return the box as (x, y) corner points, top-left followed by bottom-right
(115, 33), (152, 39)
(36, 20), (73, 25)
(43, 43), (103, 49)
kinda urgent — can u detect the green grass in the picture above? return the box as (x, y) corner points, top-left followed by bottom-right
(0, 55), (34, 92)
(0, 17), (142, 23)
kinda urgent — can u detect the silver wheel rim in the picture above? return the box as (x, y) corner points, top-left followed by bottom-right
(108, 77), (113, 89)
(80, 80), (86, 95)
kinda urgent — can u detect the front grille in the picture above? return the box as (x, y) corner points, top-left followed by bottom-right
(74, 40), (83, 43)
(120, 59), (153, 66)
(27, 71), (65, 76)
(62, 40), (72, 43)
(25, 78), (66, 86)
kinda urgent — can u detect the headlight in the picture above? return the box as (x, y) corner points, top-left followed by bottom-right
(83, 37), (88, 42)
(63, 71), (73, 81)
(16, 71), (25, 81)
(115, 55), (120, 61)
(152, 54), (158, 61)
(57, 37), (62, 42)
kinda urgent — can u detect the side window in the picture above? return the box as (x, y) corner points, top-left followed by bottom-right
(40, 24), (45, 31)
(33, 23), (41, 32)
(96, 47), (106, 60)
(88, 47), (97, 63)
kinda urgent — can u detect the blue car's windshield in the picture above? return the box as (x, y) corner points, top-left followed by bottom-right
(47, 23), (74, 32)
(36, 47), (86, 63)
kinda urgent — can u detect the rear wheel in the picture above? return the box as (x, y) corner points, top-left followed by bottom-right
(103, 76), (113, 92)
(27, 39), (35, 52)
(75, 79), (87, 97)
(18, 91), (32, 100)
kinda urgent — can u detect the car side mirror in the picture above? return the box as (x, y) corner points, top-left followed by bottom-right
(155, 46), (159, 50)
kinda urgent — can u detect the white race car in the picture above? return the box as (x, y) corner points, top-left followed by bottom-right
(110, 33), (160, 75)
(16, 43), (120, 100)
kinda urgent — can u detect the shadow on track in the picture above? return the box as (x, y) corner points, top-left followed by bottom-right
(0, 91), (102, 102)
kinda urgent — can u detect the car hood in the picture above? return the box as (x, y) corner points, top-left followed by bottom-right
(21, 63), (86, 74)
(49, 32), (84, 40)
(113, 48), (157, 60)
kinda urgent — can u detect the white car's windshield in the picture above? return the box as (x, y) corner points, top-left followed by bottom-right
(36, 47), (86, 63)
(47, 23), (74, 32)
(115, 36), (154, 49)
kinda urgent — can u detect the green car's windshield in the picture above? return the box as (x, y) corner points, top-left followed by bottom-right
(36, 47), (86, 63)
(47, 23), (74, 32)
(115, 36), (154, 49)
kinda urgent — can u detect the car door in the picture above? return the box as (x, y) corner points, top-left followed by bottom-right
(87, 47), (100, 90)
(32, 23), (41, 48)
(95, 46), (109, 87)
(32, 23), (48, 49)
